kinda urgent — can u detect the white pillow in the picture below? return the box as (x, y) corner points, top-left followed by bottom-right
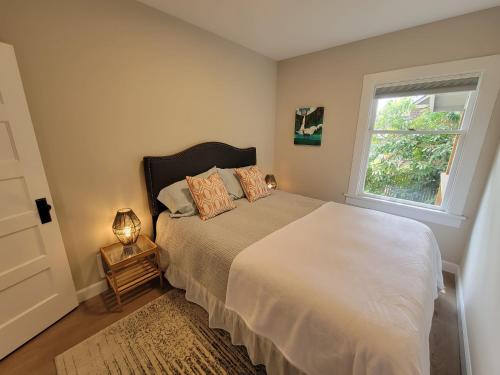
(157, 166), (216, 217)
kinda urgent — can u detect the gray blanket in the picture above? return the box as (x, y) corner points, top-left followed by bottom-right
(156, 190), (324, 302)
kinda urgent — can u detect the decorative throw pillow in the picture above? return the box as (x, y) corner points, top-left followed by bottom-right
(186, 172), (236, 220)
(157, 166), (217, 217)
(235, 166), (271, 202)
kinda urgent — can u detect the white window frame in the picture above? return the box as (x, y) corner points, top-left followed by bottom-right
(346, 55), (500, 227)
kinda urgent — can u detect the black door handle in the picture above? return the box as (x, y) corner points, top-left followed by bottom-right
(35, 198), (52, 224)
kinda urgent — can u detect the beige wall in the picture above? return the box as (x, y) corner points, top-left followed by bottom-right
(0, 0), (277, 290)
(275, 7), (500, 264)
(461, 135), (500, 374)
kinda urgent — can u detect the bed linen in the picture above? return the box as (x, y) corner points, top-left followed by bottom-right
(226, 202), (444, 375)
(155, 190), (325, 302)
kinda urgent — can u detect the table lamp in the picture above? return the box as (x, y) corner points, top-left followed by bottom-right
(112, 208), (141, 253)
(265, 174), (277, 190)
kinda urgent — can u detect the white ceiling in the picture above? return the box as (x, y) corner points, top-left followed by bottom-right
(138, 0), (500, 60)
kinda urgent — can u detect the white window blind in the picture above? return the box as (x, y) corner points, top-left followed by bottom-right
(374, 76), (479, 98)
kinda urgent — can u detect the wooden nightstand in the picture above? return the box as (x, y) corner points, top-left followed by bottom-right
(100, 235), (163, 309)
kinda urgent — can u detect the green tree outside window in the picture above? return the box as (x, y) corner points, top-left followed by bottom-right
(364, 97), (461, 205)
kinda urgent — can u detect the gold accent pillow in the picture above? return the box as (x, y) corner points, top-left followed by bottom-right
(235, 166), (271, 202)
(186, 172), (236, 220)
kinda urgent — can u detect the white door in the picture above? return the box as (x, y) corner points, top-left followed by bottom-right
(0, 42), (77, 359)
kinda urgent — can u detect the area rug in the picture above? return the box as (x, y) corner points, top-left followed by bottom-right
(55, 289), (265, 374)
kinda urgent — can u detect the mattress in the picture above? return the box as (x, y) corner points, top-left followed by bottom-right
(155, 190), (325, 302)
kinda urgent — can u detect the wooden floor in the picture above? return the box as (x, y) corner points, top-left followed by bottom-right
(1, 273), (461, 375)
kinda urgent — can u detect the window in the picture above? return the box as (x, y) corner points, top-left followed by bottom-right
(364, 78), (478, 208)
(347, 55), (500, 227)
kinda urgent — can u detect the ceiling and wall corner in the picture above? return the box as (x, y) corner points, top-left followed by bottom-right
(137, 0), (500, 60)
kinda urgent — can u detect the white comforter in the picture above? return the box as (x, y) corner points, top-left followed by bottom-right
(226, 202), (443, 375)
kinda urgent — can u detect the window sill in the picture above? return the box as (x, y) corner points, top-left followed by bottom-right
(344, 194), (466, 228)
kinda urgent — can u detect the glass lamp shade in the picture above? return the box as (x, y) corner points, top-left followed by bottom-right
(265, 174), (277, 190)
(112, 208), (141, 246)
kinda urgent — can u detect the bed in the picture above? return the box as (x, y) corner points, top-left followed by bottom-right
(143, 142), (444, 375)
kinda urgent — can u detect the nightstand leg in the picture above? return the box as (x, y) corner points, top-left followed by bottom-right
(116, 292), (122, 310)
(111, 271), (122, 311)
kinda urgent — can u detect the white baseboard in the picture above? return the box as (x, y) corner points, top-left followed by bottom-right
(76, 279), (109, 303)
(442, 260), (471, 375)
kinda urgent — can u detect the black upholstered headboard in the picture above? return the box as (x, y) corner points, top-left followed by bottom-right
(143, 142), (256, 235)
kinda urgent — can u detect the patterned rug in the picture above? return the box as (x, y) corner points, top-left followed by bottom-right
(55, 289), (265, 375)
